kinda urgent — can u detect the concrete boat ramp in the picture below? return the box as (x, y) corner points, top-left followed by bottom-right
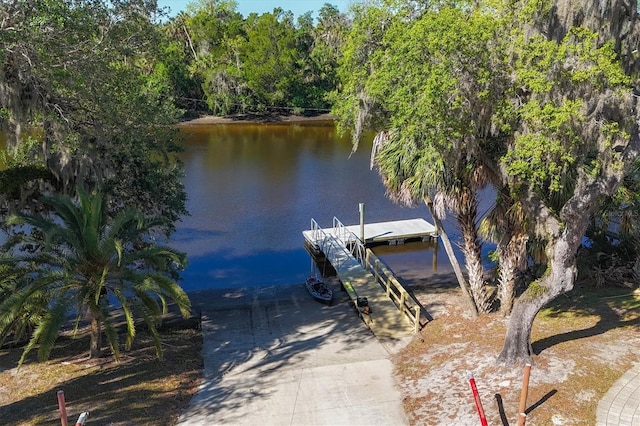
(176, 216), (435, 425)
(176, 285), (410, 425)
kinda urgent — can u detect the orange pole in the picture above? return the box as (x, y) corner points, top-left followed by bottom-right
(517, 363), (532, 426)
(518, 413), (527, 426)
(57, 390), (68, 426)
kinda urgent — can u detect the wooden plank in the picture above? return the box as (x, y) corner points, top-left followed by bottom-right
(318, 234), (416, 339)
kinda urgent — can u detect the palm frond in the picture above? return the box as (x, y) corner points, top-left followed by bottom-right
(102, 307), (121, 361)
(18, 298), (70, 366)
(140, 309), (163, 360)
(111, 288), (136, 350)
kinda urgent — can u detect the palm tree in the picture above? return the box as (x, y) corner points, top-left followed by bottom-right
(0, 189), (190, 365)
(332, 3), (507, 316)
(480, 190), (530, 315)
(0, 259), (50, 347)
(370, 130), (492, 316)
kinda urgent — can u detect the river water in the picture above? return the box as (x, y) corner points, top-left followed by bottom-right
(0, 121), (466, 292)
(171, 120), (458, 292)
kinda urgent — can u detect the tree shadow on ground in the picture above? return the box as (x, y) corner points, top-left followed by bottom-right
(178, 282), (389, 424)
(0, 328), (202, 425)
(532, 288), (640, 355)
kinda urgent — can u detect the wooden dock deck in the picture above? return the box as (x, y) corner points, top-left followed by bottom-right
(320, 235), (417, 339)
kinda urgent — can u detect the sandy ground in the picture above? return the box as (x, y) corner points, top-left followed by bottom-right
(178, 113), (336, 126)
(397, 287), (640, 425)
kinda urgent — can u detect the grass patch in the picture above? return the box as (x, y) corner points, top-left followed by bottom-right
(0, 327), (202, 425)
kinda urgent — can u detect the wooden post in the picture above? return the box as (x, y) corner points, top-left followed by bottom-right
(518, 363), (532, 426)
(432, 239), (438, 271)
(400, 291), (406, 315)
(359, 203), (365, 243)
(414, 305), (420, 333)
(57, 390), (68, 426)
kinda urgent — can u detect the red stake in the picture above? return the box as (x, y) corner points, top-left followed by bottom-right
(57, 390), (68, 426)
(468, 372), (488, 426)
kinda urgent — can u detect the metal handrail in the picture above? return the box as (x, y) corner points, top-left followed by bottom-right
(310, 218), (358, 270)
(310, 218), (323, 243)
(332, 216), (365, 265)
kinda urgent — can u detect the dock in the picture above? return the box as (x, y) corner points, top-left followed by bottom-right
(302, 217), (437, 247)
(303, 217), (433, 340)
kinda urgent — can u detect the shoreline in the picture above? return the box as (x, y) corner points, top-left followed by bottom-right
(177, 112), (336, 126)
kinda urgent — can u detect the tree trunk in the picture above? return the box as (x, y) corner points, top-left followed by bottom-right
(497, 233), (528, 316)
(498, 231), (579, 364)
(457, 189), (491, 313)
(89, 314), (102, 359)
(424, 197), (478, 317)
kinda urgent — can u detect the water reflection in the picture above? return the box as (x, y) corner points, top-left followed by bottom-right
(172, 121), (453, 291)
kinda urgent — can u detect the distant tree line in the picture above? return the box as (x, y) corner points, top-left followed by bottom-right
(154, 0), (350, 116)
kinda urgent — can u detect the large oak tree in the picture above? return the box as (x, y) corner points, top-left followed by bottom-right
(0, 0), (187, 227)
(496, 0), (640, 363)
(333, 0), (640, 363)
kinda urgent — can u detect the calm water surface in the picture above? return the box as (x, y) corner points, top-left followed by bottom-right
(172, 120), (455, 292)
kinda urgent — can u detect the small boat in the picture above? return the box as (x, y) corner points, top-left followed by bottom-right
(305, 275), (333, 304)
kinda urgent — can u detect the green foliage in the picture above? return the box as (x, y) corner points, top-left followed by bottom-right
(0, 0), (187, 230)
(334, 1), (505, 198)
(165, 2), (349, 115)
(503, 21), (634, 211)
(241, 10), (299, 107)
(0, 190), (190, 364)
(0, 165), (58, 201)
(505, 99), (582, 194)
(524, 278), (549, 301)
(331, 2), (393, 138)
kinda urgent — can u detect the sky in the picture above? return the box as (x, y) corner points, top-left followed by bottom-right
(157, 0), (354, 19)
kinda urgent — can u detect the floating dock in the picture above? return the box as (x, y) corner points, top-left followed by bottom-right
(302, 217), (437, 247)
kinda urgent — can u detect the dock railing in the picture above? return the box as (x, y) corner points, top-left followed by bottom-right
(332, 217), (365, 264)
(364, 249), (423, 333)
(310, 218), (363, 270)
(310, 218), (323, 243)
